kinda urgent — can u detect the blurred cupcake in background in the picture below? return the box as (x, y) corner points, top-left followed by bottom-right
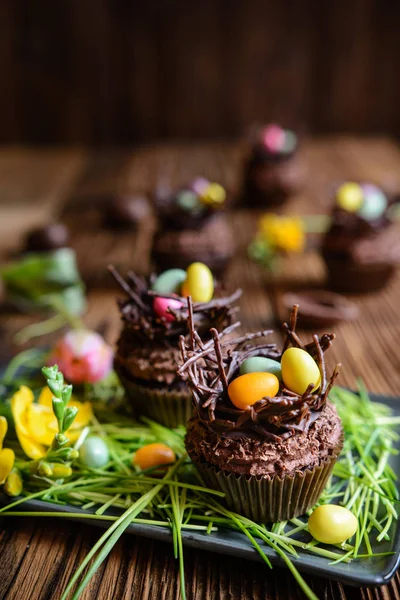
(152, 178), (236, 275)
(243, 124), (306, 207)
(322, 182), (400, 293)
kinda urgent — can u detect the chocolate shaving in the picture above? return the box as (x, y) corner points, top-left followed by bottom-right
(179, 305), (340, 440)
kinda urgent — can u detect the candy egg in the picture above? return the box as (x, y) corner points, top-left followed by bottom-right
(239, 357), (282, 381)
(152, 269), (187, 295)
(201, 182), (226, 206)
(176, 190), (203, 213)
(308, 505), (358, 545)
(358, 184), (388, 221)
(282, 130), (297, 154)
(153, 297), (183, 322)
(228, 372), (280, 410)
(182, 262), (214, 302)
(281, 347), (321, 395)
(262, 124), (285, 152)
(191, 177), (210, 197)
(79, 436), (110, 468)
(336, 182), (363, 212)
(133, 443), (176, 470)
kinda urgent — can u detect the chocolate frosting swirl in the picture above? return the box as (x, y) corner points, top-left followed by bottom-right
(178, 305), (340, 441)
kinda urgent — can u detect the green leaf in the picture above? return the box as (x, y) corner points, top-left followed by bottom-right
(62, 406), (78, 433)
(61, 385), (73, 406)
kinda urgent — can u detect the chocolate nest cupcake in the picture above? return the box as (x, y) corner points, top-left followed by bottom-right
(110, 264), (241, 428)
(322, 182), (400, 293)
(152, 179), (235, 275)
(243, 124), (306, 207)
(179, 305), (343, 522)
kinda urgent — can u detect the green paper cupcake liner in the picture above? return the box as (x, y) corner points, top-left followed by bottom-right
(189, 436), (343, 523)
(118, 373), (192, 428)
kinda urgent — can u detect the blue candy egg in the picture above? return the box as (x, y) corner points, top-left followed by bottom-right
(359, 185), (388, 221)
(79, 436), (110, 468)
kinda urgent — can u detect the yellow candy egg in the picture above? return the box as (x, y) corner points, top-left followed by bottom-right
(308, 505), (358, 545)
(201, 182), (226, 206)
(336, 182), (363, 212)
(281, 347), (321, 395)
(228, 372), (280, 410)
(182, 262), (214, 302)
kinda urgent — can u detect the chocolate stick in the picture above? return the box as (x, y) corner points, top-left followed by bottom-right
(211, 328), (229, 391)
(312, 334), (326, 392)
(187, 296), (195, 351)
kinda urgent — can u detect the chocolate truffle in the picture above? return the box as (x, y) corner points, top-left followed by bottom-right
(24, 223), (70, 252)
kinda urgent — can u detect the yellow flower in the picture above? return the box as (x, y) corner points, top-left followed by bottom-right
(0, 416), (15, 484)
(11, 385), (93, 460)
(258, 214), (305, 253)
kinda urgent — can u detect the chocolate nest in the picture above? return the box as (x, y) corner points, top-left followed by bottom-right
(109, 265), (242, 346)
(178, 304), (341, 441)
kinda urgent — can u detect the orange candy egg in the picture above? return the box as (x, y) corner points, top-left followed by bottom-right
(228, 372), (280, 410)
(133, 443), (176, 470)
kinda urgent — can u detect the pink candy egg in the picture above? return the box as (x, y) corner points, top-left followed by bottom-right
(153, 297), (183, 322)
(262, 124), (285, 152)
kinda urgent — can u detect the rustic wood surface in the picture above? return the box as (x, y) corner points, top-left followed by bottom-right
(0, 139), (400, 599)
(2, 1), (400, 144)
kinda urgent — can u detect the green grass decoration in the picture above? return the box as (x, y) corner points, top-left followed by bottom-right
(1, 378), (400, 600)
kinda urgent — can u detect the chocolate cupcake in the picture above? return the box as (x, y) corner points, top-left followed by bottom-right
(152, 179), (235, 275)
(179, 305), (343, 522)
(110, 263), (241, 428)
(243, 124), (306, 207)
(322, 182), (400, 293)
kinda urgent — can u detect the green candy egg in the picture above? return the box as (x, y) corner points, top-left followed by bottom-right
(282, 130), (297, 154)
(79, 436), (110, 468)
(239, 357), (282, 381)
(152, 269), (187, 295)
(176, 190), (203, 213)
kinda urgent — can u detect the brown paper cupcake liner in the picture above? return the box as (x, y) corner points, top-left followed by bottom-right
(189, 436), (343, 523)
(118, 373), (192, 428)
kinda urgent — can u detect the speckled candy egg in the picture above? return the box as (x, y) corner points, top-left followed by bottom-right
(228, 372), (280, 410)
(181, 262), (214, 302)
(239, 357), (282, 381)
(152, 269), (187, 295)
(281, 347), (321, 395)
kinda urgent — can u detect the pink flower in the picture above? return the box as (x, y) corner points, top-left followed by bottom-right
(48, 330), (113, 384)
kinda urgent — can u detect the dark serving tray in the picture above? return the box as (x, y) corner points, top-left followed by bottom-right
(1, 393), (399, 588)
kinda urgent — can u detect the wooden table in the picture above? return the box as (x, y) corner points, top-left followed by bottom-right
(0, 139), (400, 599)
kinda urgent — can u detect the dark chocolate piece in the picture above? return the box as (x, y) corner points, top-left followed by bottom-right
(24, 223), (70, 252)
